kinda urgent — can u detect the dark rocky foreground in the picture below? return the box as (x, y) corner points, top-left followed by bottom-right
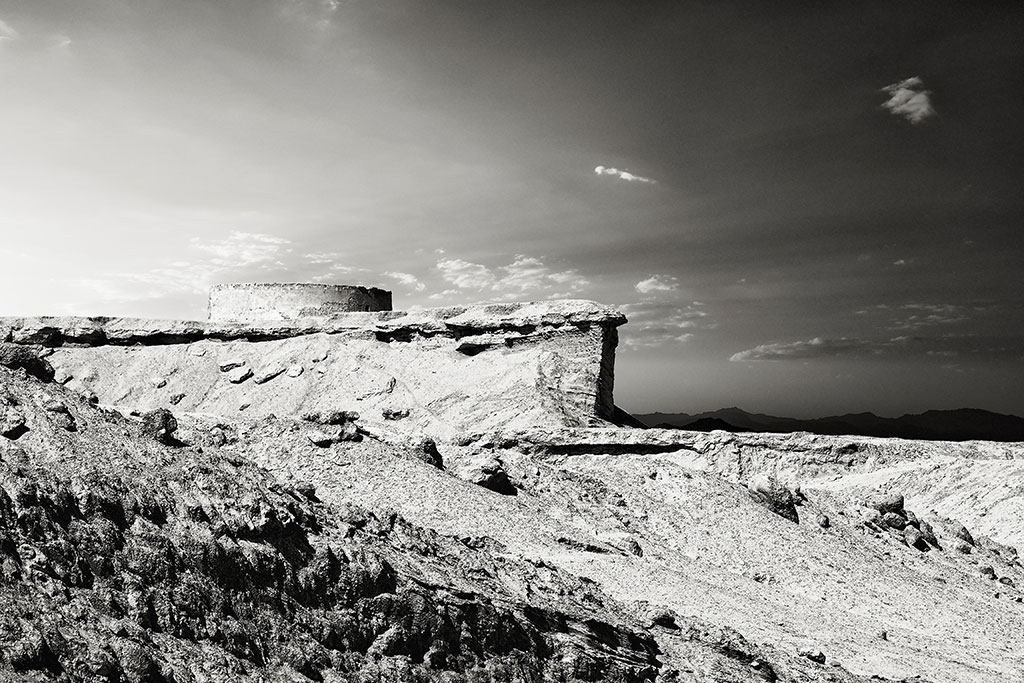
(0, 357), (889, 682)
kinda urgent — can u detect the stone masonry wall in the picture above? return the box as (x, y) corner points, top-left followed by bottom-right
(209, 283), (392, 322)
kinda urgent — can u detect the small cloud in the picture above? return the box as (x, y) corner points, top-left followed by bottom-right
(893, 259), (907, 266)
(730, 333), (1024, 362)
(594, 165), (655, 184)
(49, 34), (71, 49)
(730, 337), (872, 361)
(619, 301), (709, 348)
(881, 77), (935, 124)
(385, 271), (426, 292)
(435, 255), (589, 302)
(0, 19), (19, 42)
(190, 231), (291, 269)
(635, 275), (679, 295)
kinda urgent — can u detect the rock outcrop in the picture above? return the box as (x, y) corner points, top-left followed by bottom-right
(0, 300), (625, 438)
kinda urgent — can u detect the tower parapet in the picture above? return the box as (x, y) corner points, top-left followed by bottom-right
(209, 283), (392, 322)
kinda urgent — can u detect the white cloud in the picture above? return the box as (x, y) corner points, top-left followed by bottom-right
(435, 258), (497, 290)
(594, 165), (655, 184)
(0, 19), (19, 42)
(71, 232), (296, 307)
(881, 77), (935, 124)
(635, 275), (679, 295)
(190, 231), (292, 268)
(730, 337), (872, 361)
(619, 301), (708, 348)
(435, 255), (589, 301)
(385, 271), (426, 291)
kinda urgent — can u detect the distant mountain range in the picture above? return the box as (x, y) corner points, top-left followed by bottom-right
(633, 407), (1024, 442)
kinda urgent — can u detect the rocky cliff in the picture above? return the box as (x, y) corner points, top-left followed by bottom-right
(1, 301), (1023, 682)
(0, 300), (625, 438)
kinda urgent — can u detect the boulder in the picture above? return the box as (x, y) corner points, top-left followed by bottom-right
(746, 473), (799, 523)
(952, 522), (975, 546)
(881, 512), (907, 530)
(1, 404), (28, 440)
(253, 364), (286, 384)
(457, 456), (516, 496)
(407, 437), (443, 469)
(219, 359), (246, 372)
(904, 527), (929, 551)
(141, 408), (177, 445)
(870, 492), (904, 516)
(225, 366), (253, 384)
(0, 344), (55, 383)
(797, 648), (826, 664)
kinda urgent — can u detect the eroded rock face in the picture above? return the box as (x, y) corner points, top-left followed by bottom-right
(0, 301), (626, 437)
(0, 369), (665, 682)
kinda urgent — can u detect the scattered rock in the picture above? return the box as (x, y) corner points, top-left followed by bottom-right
(879, 630), (888, 641)
(904, 510), (921, 529)
(169, 392), (185, 405)
(646, 608), (680, 630)
(140, 408), (178, 445)
(955, 541), (973, 555)
(383, 407), (410, 420)
(626, 539), (643, 557)
(225, 366), (253, 384)
(254, 364), (286, 384)
(457, 455), (516, 495)
(797, 647), (826, 664)
(952, 522), (975, 546)
(870, 492), (905, 516)
(307, 429), (337, 448)
(0, 343), (55, 382)
(302, 410), (359, 425)
(918, 519), (939, 547)
(286, 364), (304, 378)
(746, 473), (799, 523)
(41, 395), (76, 431)
(1, 403), (28, 440)
(881, 512), (907, 530)
(904, 527), (929, 551)
(407, 437), (443, 468)
(306, 423), (361, 447)
(979, 566), (997, 580)
(816, 513), (830, 529)
(150, 376), (167, 388)
(218, 358), (246, 372)
(999, 576), (1015, 587)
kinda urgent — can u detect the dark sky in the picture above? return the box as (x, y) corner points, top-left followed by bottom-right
(1, 1), (1021, 417)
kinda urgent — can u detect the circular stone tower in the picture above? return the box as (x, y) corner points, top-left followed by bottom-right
(208, 283), (393, 322)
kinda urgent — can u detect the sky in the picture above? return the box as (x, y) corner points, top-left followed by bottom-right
(1, 1), (1022, 418)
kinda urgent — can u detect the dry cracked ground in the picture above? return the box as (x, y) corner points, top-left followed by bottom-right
(0, 345), (1022, 682)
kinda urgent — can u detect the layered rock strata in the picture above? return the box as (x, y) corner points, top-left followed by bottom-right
(0, 300), (626, 436)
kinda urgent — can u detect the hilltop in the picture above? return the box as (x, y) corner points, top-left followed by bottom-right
(0, 294), (1022, 682)
(637, 407), (1024, 442)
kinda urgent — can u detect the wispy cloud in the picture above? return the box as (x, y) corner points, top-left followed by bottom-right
(385, 271), (426, 292)
(619, 301), (708, 348)
(731, 337), (874, 361)
(190, 231), (292, 268)
(594, 165), (655, 184)
(881, 77), (935, 124)
(0, 19), (19, 43)
(70, 232), (296, 307)
(635, 275), (679, 295)
(433, 255), (589, 301)
(278, 0), (342, 32)
(730, 334), (1024, 362)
